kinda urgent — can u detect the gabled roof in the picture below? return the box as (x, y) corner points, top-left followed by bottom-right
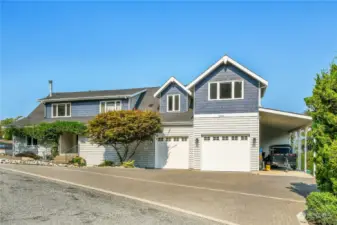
(186, 55), (268, 90)
(153, 77), (192, 98)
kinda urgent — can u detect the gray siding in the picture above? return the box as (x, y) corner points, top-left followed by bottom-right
(45, 99), (129, 118)
(195, 65), (259, 114)
(129, 92), (144, 110)
(160, 83), (188, 113)
(193, 114), (260, 171)
(46, 104), (51, 118)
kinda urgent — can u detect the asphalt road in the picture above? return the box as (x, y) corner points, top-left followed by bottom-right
(0, 170), (218, 225)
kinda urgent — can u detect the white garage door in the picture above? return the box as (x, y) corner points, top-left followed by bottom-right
(155, 136), (189, 169)
(201, 135), (250, 172)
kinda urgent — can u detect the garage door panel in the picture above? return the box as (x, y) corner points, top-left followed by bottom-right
(201, 135), (250, 172)
(156, 137), (189, 169)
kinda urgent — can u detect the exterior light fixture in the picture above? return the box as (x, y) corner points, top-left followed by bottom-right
(195, 138), (199, 147)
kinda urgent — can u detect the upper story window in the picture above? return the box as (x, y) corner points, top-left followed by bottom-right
(167, 94), (180, 112)
(100, 100), (122, 113)
(52, 103), (71, 117)
(209, 81), (244, 100)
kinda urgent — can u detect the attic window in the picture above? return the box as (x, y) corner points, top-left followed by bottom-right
(52, 103), (71, 117)
(167, 94), (180, 112)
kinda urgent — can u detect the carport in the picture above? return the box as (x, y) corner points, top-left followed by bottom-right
(259, 107), (312, 171)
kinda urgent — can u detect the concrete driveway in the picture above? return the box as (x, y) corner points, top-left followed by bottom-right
(0, 165), (317, 225)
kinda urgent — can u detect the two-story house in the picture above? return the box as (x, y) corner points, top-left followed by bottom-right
(12, 55), (312, 171)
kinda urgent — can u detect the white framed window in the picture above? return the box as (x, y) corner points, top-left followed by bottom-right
(173, 137), (179, 142)
(232, 136), (239, 141)
(241, 136), (248, 141)
(203, 136), (210, 141)
(222, 136), (229, 141)
(52, 103), (71, 118)
(157, 137), (164, 142)
(165, 137), (171, 142)
(100, 100), (122, 113)
(213, 136), (220, 141)
(27, 136), (38, 146)
(181, 137), (188, 142)
(208, 80), (244, 100)
(167, 94), (180, 112)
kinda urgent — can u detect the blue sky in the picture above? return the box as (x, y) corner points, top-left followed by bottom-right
(1, 2), (337, 119)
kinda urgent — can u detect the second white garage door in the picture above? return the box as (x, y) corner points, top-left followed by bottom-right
(201, 135), (250, 172)
(155, 136), (189, 169)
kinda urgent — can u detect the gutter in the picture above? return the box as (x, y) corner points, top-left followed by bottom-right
(38, 95), (131, 103)
(162, 121), (193, 126)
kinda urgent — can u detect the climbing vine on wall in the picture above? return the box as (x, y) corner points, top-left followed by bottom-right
(8, 121), (87, 157)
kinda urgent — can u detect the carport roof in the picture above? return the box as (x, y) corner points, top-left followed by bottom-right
(259, 107), (312, 132)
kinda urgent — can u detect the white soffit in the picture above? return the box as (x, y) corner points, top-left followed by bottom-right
(186, 55), (269, 90)
(153, 77), (192, 98)
(259, 108), (312, 120)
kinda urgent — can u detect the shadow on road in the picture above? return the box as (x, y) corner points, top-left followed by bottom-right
(288, 182), (318, 198)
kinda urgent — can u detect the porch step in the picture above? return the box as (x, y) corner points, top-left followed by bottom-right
(53, 154), (78, 164)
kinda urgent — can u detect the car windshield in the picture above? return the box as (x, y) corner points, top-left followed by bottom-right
(272, 147), (291, 154)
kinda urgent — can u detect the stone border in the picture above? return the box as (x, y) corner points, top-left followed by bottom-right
(0, 158), (77, 167)
(297, 211), (309, 225)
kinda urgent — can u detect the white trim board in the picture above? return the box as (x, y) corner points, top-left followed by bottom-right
(39, 95), (130, 103)
(259, 108), (312, 120)
(186, 55), (268, 90)
(154, 77), (192, 98)
(195, 113), (259, 118)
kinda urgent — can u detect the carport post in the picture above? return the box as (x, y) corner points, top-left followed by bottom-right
(304, 127), (308, 173)
(297, 130), (302, 171)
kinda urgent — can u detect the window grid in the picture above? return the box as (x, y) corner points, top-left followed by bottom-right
(167, 94), (180, 112)
(232, 136), (239, 141)
(173, 137), (179, 142)
(209, 81), (244, 100)
(241, 136), (248, 141)
(213, 136), (220, 141)
(181, 137), (188, 142)
(204, 136), (210, 141)
(27, 136), (38, 146)
(52, 103), (71, 118)
(222, 136), (229, 141)
(100, 101), (122, 113)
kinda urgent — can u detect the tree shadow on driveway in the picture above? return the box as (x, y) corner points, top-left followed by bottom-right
(287, 182), (318, 198)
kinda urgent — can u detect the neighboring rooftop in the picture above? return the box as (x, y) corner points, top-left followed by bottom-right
(13, 86), (193, 127)
(39, 86), (160, 102)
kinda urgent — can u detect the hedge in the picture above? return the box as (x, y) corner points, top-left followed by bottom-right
(306, 192), (337, 225)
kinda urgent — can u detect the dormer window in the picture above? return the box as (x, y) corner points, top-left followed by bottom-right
(52, 103), (71, 117)
(209, 81), (244, 100)
(167, 94), (180, 112)
(100, 100), (122, 113)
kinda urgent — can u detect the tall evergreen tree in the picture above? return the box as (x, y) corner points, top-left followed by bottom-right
(305, 62), (337, 195)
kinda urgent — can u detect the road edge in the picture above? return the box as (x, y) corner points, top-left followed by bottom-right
(0, 166), (239, 225)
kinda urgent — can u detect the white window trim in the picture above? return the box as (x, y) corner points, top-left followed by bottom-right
(208, 80), (244, 101)
(167, 94), (180, 112)
(26, 136), (38, 146)
(99, 100), (122, 113)
(51, 103), (71, 118)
